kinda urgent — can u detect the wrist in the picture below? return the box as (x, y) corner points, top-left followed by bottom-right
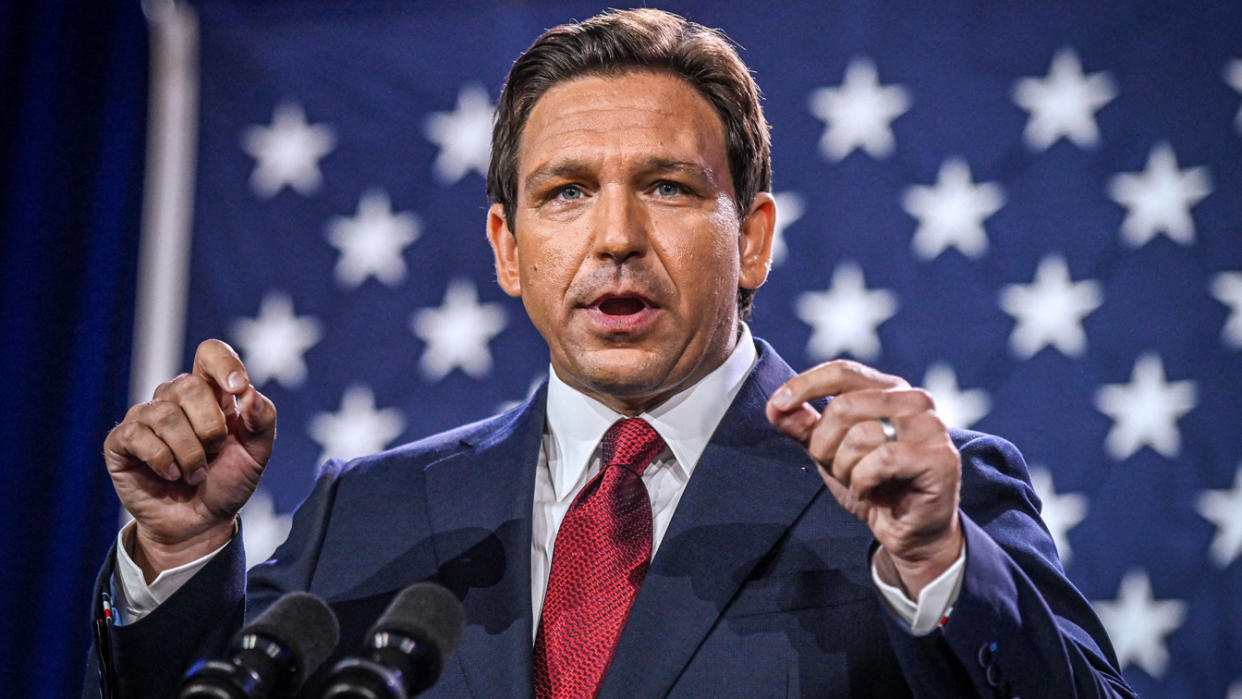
(130, 518), (237, 584)
(883, 518), (964, 600)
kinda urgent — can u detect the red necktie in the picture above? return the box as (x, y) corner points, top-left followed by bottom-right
(533, 418), (666, 699)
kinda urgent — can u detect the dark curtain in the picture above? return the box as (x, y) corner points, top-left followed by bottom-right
(0, 2), (148, 696)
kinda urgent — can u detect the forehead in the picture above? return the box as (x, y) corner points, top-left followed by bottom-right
(517, 71), (730, 184)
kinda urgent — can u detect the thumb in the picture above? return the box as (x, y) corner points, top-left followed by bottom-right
(233, 386), (276, 440)
(192, 339), (250, 397)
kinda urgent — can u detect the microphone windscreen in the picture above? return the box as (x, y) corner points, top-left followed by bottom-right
(243, 591), (341, 688)
(370, 582), (466, 665)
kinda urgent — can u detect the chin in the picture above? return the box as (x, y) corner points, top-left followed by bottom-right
(566, 347), (680, 403)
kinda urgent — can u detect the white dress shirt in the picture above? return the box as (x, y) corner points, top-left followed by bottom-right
(116, 324), (963, 634)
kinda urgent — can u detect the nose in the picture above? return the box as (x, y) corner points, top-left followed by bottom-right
(591, 186), (649, 263)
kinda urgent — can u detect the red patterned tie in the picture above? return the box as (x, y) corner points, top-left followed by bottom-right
(533, 418), (666, 699)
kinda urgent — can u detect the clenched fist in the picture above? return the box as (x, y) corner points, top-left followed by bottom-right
(104, 339), (275, 581)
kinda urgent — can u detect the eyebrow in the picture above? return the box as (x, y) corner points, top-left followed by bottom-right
(522, 157), (718, 195)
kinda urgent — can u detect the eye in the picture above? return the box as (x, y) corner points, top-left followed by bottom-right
(654, 181), (683, 197)
(555, 184), (584, 201)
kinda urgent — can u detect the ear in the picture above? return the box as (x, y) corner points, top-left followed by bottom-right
(487, 203), (522, 297)
(738, 191), (776, 291)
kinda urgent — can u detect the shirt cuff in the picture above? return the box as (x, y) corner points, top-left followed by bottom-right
(870, 546), (966, 636)
(110, 520), (232, 625)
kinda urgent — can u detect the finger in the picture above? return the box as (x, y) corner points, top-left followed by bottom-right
(137, 399), (209, 479)
(153, 374), (229, 452)
(234, 385), (277, 438)
(849, 437), (959, 503)
(829, 417), (898, 485)
(765, 399), (820, 444)
(822, 387), (935, 426)
(767, 359), (908, 413)
(840, 411), (955, 487)
(804, 389), (934, 477)
(192, 339), (250, 395)
(104, 419), (181, 481)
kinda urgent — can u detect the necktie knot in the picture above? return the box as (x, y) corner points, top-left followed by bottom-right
(600, 418), (665, 476)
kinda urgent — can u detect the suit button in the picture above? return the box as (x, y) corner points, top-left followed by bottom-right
(977, 641), (997, 667)
(986, 663), (1003, 688)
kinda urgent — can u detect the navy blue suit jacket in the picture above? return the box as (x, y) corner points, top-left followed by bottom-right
(86, 340), (1133, 697)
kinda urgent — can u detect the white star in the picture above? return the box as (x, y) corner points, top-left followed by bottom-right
(795, 262), (898, 362)
(771, 191), (806, 266)
(1093, 570), (1186, 678)
(424, 83), (494, 185)
(1210, 271), (1242, 349)
(241, 102), (336, 198)
(229, 292), (322, 389)
(998, 254), (1103, 359)
(1012, 47), (1117, 151)
(1094, 353), (1196, 460)
(1196, 464), (1242, 568)
(239, 488), (292, 569)
(325, 189), (421, 288)
(901, 158), (1005, 260)
(1027, 467), (1088, 565)
(1107, 142), (1212, 248)
(1229, 678), (1242, 699)
(1225, 58), (1242, 134)
(308, 384), (405, 464)
(922, 362), (990, 430)
(410, 278), (508, 381)
(808, 58), (911, 161)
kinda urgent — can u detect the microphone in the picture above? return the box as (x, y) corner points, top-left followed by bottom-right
(178, 591), (341, 698)
(320, 582), (466, 698)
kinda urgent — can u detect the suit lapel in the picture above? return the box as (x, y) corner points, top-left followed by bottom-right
(423, 386), (546, 699)
(600, 341), (828, 698)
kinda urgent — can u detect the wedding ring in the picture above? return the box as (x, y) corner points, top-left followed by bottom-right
(877, 417), (898, 443)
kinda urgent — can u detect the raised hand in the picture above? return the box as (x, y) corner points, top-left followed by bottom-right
(765, 359), (962, 598)
(103, 339), (276, 581)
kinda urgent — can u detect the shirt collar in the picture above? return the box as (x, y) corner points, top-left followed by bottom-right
(544, 324), (758, 501)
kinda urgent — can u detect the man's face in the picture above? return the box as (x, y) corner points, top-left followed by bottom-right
(488, 71), (774, 414)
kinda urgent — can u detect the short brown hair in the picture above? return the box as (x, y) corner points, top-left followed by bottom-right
(487, 8), (772, 318)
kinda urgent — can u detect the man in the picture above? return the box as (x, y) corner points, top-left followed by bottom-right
(89, 9), (1133, 698)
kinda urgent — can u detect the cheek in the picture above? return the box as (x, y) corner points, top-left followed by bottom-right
(517, 237), (577, 311)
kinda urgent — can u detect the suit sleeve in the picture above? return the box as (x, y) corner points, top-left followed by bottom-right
(882, 432), (1135, 698)
(82, 460), (348, 699)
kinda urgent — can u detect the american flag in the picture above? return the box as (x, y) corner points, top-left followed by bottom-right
(135, 2), (1242, 696)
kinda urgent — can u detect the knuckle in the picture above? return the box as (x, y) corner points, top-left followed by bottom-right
(184, 442), (207, 466)
(200, 418), (228, 443)
(109, 421), (139, 447)
(880, 442), (902, 469)
(807, 429), (833, 465)
(120, 420), (144, 441)
(149, 400), (183, 429)
(147, 444), (173, 468)
(825, 359), (855, 382)
(152, 380), (174, 400)
(842, 420), (869, 448)
(915, 411), (946, 434)
(909, 388), (935, 411)
(154, 373), (191, 399)
(824, 394), (851, 421)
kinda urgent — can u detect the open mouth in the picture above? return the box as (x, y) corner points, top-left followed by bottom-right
(598, 296), (648, 316)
